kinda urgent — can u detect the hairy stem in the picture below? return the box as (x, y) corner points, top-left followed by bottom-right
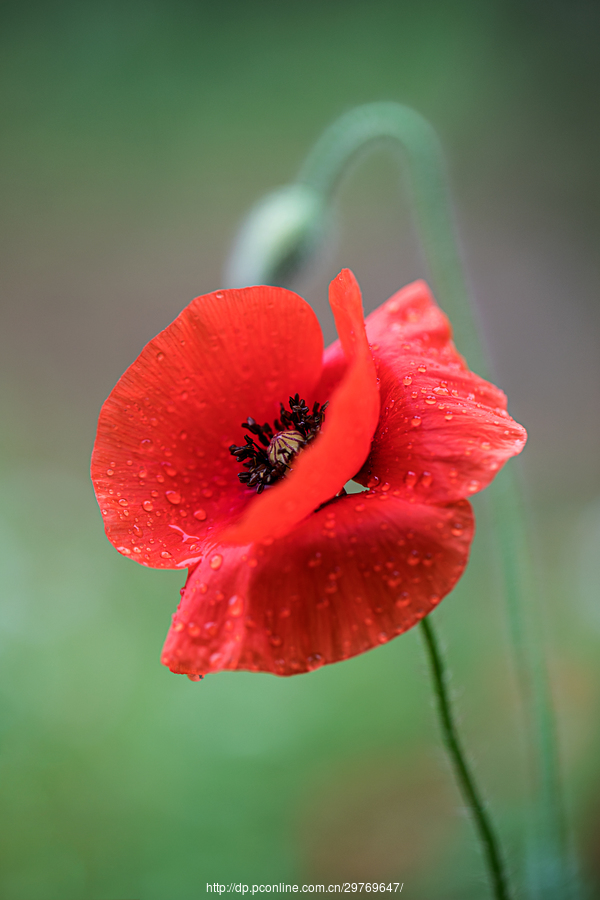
(228, 101), (573, 898)
(297, 102), (487, 374)
(420, 616), (512, 900)
(298, 102), (571, 899)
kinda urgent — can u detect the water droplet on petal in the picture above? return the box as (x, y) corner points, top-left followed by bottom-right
(142, 500), (154, 512)
(106, 469), (114, 476)
(466, 480), (480, 493)
(118, 498), (128, 506)
(404, 471), (417, 488)
(210, 554), (223, 570)
(417, 365), (427, 373)
(411, 416), (422, 428)
(420, 471), (433, 488)
(161, 551), (172, 559)
(403, 375), (413, 386)
(156, 352), (165, 361)
(193, 509), (207, 521)
(166, 491), (181, 505)
(228, 595), (243, 616)
(306, 653), (323, 671)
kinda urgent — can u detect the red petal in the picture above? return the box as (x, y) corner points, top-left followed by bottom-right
(354, 281), (527, 502)
(162, 492), (474, 677)
(222, 269), (380, 544)
(91, 286), (323, 568)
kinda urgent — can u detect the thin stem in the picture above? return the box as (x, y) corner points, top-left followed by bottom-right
(228, 102), (573, 898)
(298, 102), (571, 899)
(420, 617), (512, 900)
(297, 102), (488, 375)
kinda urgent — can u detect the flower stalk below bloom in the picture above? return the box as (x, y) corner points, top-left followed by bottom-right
(226, 102), (575, 899)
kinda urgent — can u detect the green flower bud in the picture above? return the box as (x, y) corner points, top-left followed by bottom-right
(224, 183), (325, 288)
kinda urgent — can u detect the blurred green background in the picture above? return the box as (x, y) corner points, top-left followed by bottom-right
(1, 1), (599, 897)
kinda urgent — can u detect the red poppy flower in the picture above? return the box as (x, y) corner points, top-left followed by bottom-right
(92, 269), (526, 678)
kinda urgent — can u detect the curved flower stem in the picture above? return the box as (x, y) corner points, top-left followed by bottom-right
(420, 616), (512, 900)
(297, 103), (571, 898)
(297, 102), (488, 375)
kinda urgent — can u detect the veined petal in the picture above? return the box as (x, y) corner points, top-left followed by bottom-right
(91, 286), (323, 568)
(222, 269), (380, 544)
(354, 281), (527, 502)
(162, 492), (474, 677)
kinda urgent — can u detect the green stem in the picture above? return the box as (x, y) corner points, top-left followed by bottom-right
(298, 102), (571, 899)
(297, 102), (487, 376)
(420, 616), (512, 900)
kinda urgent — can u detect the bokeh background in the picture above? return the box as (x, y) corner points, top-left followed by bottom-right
(1, 1), (599, 897)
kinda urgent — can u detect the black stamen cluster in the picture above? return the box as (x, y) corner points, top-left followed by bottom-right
(273, 394), (328, 438)
(229, 394), (328, 493)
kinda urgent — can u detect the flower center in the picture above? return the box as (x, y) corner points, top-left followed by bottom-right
(229, 393), (328, 493)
